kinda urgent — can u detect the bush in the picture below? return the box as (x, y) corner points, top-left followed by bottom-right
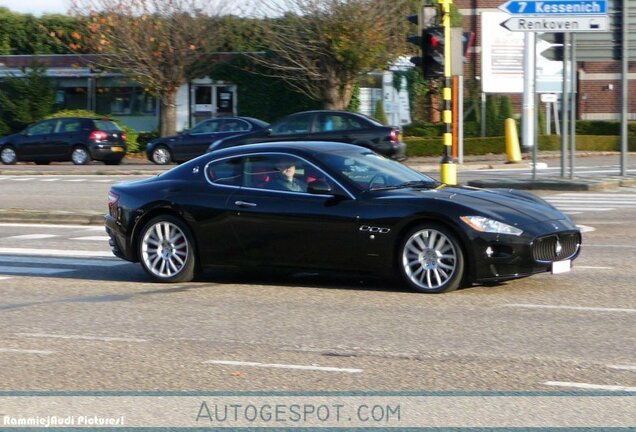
(136, 131), (160, 152)
(575, 121), (620, 135)
(46, 109), (141, 153)
(403, 121), (443, 138)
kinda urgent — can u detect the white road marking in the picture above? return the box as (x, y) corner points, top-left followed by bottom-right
(17, 333), (148, 343)
(0, 265), (73, 275)
(92, 179), (115, 183)
(576, 224), (596, 233)
(0, 223), (103, 229)
(544, 381), (636, 392)
(555, 193), (636, 197)
(0, 348), (53, 355)
(552, 207), (613, 212)
(63, 179), (87, 182)
(505, 304), (636, 313)
(575, 266), (613, 270)
(39, 178), (60, 182)
(203, 360), (363, 373)
(10, 177), (34, 181)
(0, 255), (125, 267)
(584, 244), (636, 249)
(70, 236), (110, 241)
(0, 276), (11, 280)
(5, 234), (58, 240)
(607, 365), (636, 371)
(0, 247), (112, 258)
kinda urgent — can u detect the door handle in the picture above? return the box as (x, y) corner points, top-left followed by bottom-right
(235, 200), (257, 208)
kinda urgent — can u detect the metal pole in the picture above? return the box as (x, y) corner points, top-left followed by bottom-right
(569, 33), (577, 180)
(480, 92), (486, 137)
(621, 0), (629, 176)
(522, 32), (536, 153)
(458, 75), (464, 165)
(546, 102), (551, 136)
(439, 0), (456, 185)
(560, 33), (571, 178)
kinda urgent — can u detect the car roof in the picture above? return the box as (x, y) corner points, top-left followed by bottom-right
(210, 141), (365, 158)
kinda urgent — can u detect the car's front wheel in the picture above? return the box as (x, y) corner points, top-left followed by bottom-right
(399, 224), (464, 293)
(150, 145), (172, 165)
(71, 146), (91, 165)
(1, 145), (17, 165)
(138, 215), (196, 283)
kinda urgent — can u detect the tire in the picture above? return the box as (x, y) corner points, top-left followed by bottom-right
(71, 146), (91, 165)
(0, 145), (17, 165)
(138, 215), (196, 283)
(398, 223), (464, 293)
(150, 145), (172, 165)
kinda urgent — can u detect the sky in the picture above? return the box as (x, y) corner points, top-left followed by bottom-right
(0, 0), (70, 15)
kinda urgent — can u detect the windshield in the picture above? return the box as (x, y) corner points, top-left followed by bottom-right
(314, 151), (438, 192)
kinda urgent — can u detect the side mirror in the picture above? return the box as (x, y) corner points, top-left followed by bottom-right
(307, 179), (333, 195)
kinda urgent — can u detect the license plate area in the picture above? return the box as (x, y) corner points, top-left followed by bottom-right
(111, 146), (124, 152)
(551, 260), (571, 274)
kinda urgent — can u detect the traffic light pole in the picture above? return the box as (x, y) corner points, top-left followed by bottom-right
(438, 0), (456, 185)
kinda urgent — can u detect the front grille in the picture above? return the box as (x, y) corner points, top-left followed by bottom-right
(532, 232), (581, 262)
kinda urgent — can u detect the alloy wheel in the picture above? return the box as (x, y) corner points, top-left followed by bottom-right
(152, 147), (171, 165)
(401, 227), (460, 292)
(1, 146), (17, 165)
(141, 220), (190, 280)
(71, 147), (90, 165)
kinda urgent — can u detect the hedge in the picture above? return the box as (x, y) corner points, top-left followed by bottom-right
(405, 135), (636, 157)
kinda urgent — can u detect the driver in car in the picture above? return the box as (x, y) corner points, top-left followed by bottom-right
(272, 159), (307, 192)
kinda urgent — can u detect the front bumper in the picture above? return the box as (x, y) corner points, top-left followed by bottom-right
(469, 226), (581, 283)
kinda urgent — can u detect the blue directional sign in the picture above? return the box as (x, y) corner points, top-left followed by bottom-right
(499, 0), (607, 15)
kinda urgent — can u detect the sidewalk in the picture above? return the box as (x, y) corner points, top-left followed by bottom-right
(1, 151), (635, 225)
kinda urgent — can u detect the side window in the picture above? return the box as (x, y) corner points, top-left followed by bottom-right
(206, 157), (242, 187)
(339, 114), (365, 130)
(270, 113), (312, 136)
(26, 120), (56, 136)
(191, 120), (220, 134)
(58, 119), (83, 133)
(223, 119), (250, 132)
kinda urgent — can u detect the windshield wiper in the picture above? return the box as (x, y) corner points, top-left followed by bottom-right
(368, 180), (439, 191)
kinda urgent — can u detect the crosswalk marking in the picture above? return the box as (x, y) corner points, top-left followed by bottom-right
(5, 234), (58, 240)
(0, 247), (112, 257)
(0, 265), (73, 275)
(0, 255), (125, 267)
(70, 236), (110, 241)
(544, 191), (636, 215)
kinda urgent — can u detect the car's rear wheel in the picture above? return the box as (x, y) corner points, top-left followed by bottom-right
(1, 145), (17, 165)
(399, 224), (464, 293)
(71, 146), (91, 165)
(138, 215), (196, 283)
(151, 145), (172, 165)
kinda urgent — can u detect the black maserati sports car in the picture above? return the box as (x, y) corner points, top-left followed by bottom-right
(105, 142), (581, 293)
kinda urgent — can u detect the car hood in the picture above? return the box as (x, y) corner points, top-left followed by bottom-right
(377, 185), (568, 226)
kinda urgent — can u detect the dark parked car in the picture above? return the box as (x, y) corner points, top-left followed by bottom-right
(207, 110), (407, 160)
(0, 117), (126, 165)
(146, 116), (269, 164)
(105, 142), (581, 293)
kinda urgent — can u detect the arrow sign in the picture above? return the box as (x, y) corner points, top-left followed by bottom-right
(501, 15), (609, 32)
(499, 0), (607, 15)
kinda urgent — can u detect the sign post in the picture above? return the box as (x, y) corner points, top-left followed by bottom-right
(498, 0), (609, 177)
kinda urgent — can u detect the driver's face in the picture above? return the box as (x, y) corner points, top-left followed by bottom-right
(280, 164), (295, 180)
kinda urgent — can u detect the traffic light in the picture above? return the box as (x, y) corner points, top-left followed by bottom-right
(407, 5), (437, 76)
(539, 33), (564, 61)
(421, 28), (445, 78)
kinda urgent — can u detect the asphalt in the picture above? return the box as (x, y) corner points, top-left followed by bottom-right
(2, 151), (635, 225)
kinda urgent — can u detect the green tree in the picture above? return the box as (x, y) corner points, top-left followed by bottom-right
(485, 95), (500, 136)
(250, 0), (410, 110)
(373, 99), (387, 125)
(70, 0), (232, 137)
(0, 63), (54, 133)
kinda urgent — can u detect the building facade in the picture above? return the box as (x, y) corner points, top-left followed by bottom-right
(455, 0), (636, 120)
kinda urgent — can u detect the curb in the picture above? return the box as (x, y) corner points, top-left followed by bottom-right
(0, 209), (104, 226)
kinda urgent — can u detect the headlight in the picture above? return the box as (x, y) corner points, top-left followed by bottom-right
(460, 216), (523, 236)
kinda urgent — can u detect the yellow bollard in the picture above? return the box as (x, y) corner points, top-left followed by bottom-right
(505, 118), (522, 163)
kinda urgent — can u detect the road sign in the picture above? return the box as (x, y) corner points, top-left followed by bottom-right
(499, 0), (607, 15)
(501, 15), (609, 32)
